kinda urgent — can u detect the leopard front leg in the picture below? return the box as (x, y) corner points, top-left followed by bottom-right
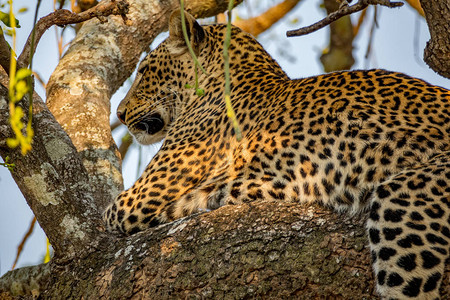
(103, 142), (238, 234)
(367, 151), (450, 299)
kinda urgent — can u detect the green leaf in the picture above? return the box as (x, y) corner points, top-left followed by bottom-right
(18, 7), (28, 13)
(0, 10), (20, 28)
(195, 88), (204, 97)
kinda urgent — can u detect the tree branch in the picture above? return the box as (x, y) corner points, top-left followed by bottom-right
(319, 0), (355, 72)
(233, 0), (303, 37)
(1, 202), (448, 298)
(0, 264), (51, 297)
(419, 0), (450, 78)
(286, 0), (403, 37)
(17, 0), (129, 68)
(0, 71), (103, 257)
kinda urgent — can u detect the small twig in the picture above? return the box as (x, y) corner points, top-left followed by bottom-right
(364, 6), (378, 67)
(118, 132), (133, 160)
(58, 0), (66, 10)
(353, 7), (368, 37)
(12, 217), (37, 270)
(403, 0), (424, 17)
(17, 0), (129, 68)
(32, 70), (47, 89)
(286, 0), (402, 37)
(110, 119), (122, 131)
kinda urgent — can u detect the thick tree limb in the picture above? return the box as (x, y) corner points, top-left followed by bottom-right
(419, 0), (450, 79)
(0, 264), (51, 297)
(1, 202), (448, 298)
(286, 0), (403, 37)
(0, 72), (103, 257)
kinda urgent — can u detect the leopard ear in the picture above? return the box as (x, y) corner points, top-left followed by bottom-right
(167, 10), (205, 56)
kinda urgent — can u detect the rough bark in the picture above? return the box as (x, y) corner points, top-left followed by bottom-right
(1, 0), (449, 298)
(0, 71), (103, 257)
(419, 0), (450, 79)
(1, 202), (449, 298)
(0, 203), (385, 298)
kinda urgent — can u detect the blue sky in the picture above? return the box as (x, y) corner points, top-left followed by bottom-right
(0, 0), (449, 276)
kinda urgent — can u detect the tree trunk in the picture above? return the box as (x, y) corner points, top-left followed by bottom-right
(320, 0), (355, 72)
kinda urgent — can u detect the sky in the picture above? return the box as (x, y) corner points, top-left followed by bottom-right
(0, 0), (449, 276)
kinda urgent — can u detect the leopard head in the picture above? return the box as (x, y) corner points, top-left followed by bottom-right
(116, 10), (206, 145)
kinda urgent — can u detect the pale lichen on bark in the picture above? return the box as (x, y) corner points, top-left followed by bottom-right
(61, 215), (87, 240)
(0, 264), (51, 297)
(23, 168), (60, 207)
(43, 137), (73, 163)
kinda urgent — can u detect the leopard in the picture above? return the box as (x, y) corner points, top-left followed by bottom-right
(104, 10), (450, 299)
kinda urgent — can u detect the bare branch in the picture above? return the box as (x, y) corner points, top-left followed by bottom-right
(12, 217), (36, 270)
(364, 7), (378, 66)
(286, 0), (403, 37)
(234, 0), (303, 37)
(18, 0), (129, 67)
(353, 7), (368, 37)
(32, 71), (47, 89)
(118, 132), (133, 159)
(110, 119), (122, 131)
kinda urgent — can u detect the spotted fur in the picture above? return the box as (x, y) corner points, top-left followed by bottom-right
(104, 11), (450, 299)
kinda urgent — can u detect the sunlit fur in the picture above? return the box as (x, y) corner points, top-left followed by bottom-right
(104, 11), (450, 299)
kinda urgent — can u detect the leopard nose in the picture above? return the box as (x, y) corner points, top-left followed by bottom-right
(117, 108), (127, 124)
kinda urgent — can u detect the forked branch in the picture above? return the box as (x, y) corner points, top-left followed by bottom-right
(286, 0), (403, 37)
(18, 0), (129, 67)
